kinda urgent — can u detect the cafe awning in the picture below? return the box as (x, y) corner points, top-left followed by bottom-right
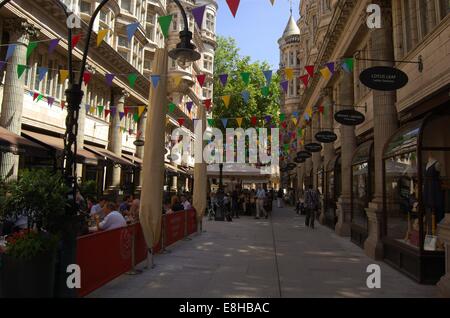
(22, 130), (102, 165)
(122, 153), (143, 165)
(0, 127), (48, 157)
(84, 144), (132, 167)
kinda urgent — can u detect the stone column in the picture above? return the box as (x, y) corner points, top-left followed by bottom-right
(408, 0), (418, 48)
(107, 88), (128, 190)
(426, 0), (437, 34)
(320, 88), (334, 224)
(437, 214), (450, 297)
(312, 111), (320, 190)
(0, 19), (38, 180)
(304, 124), (313, 188)
(136, 112), (147, 190)
(335, 72), (356, 237)
(364, 1), (398, 259)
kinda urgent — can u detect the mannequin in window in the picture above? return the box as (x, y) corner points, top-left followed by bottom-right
(423, 155), (445, 234)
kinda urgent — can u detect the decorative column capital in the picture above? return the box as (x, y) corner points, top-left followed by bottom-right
(4, 18), (40, 42)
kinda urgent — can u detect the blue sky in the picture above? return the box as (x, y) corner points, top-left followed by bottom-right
(216, 0), (300, 70)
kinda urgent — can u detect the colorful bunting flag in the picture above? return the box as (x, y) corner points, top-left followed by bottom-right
(128, 73), (138, 88)
(105, 109), (111, 118)
(221, 95), (231, 108)
(168, 102), (176, 113)
(305, 65), (315, 77)
(251, 116), (257, 126)
(186, 101), (193, 113)
(197, 74), (206, 87)
(47, 97), (55, 107)
(219, 74), (228, 87)
(299, 75), (309, 87)
(83, 71), (92, 86)
(38, 67), (48, 82)
(261, 86), (270, 97)
(72, 34), (82, 48)
(207, 118), (215, 127)
(192, 5), (206, 29)
(265, 115), (272, 123)
(320, 67), (332, 81)
(138, 106), (146, 117)
(151, 75), (160, 88)
(48, 39), (59, 54)
(221, 118), (228, 128)
(236, 117), (243, 127)
(176, 118), (185, 126)
(280, 80), (288, 93)
(26, 42), (38, 60)
(97, 105), (104, 115)
(6, 44), (16, 61)
(279, 113), (286, 122)
(127, 22), (140, 42)
(60, 70), (69, 83)
(285, 68), (294, 80)
(326, 62), (335, 75)
(204, 99), (212, 111)
(342, 58), (354, 73)
(97, 29), (109, 47)
(105, 73), (115, 87)
(241, 90), (250, 104)
(119, 112), (125, 120)
(134, 112), (140, 123)
(158, 15), (173, 39)
(240, 72), (250, 86)
(17, 64), (27, 79)
(33, 92), (39, 101)
(263, 70), (273, 86)
(226, 0), (240, 17)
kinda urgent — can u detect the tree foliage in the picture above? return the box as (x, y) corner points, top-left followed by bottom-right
(212, 36), (281, 131)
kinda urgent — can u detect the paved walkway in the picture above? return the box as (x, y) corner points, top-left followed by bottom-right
(90, 205), (438, 298)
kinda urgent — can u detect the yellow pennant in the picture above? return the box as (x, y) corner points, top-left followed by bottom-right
(320, 67), (332, 81)
(236, 117), (243, 127)
(285, 68), (294, 80)
(221, 95), (231, 108)
(97, 29), (109, 47)
(292, 117), (298, 126)
(174, 76), (182, 87)
(89, 106), (95, 114)
(59, 70), (69, 83)
(138, 106), (146, 117)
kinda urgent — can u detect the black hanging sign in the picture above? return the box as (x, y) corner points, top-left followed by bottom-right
(294, 157), (305, 164)
(287, 163), (297, 170)
(315, 131), (337, 143)
(304, 143), (323, 153)
(134, 139), (145, 147)
(359, 66), (409, 91)
(334, 109), (365, 126)
(297, 151), (312, 159)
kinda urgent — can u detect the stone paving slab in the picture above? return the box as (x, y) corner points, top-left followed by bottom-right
(89, 205), (438, 298)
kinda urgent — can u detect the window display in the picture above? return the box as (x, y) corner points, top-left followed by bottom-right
(351, 141), (374, 230)
(325, 154), (341, 228)
(384, 110), (450, 252)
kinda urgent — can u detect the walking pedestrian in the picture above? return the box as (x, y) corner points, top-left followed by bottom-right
(277, 188), (283, 208)
(255, 184), (268, 219)
(304, 186), (319, 229)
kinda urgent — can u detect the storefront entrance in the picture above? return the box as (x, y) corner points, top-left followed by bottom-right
(324, 154), (341, 230)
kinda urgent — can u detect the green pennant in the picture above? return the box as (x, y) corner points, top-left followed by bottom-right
(158, 15), (173, 39)
(240, 72), (250, 86)
(133, 112), (140, 122)
(128, 73), (138, 88)
(17, 64), (28, 79)
(168, 102), (176, 113)
(261, 86), (269, 97)
(345, 58), (354, 72)
(284, 144), (289, 152)
(97, 105), (104, 114)
(36, 94), (43, 103)
(27, 42), (38, 60)
(298, 128), (303, 137)
(279, 113), (286, 122)
(207, 118), (215, 127)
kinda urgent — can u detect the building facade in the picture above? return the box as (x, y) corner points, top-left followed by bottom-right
(286, 0), (450, 288)
(0, 0), (217, 197)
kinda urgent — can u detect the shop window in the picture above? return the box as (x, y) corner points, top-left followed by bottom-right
(325, 154), (341, 227)
(384, 110), (450, 252)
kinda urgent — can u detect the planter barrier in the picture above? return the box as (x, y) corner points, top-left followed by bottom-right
(76, 209), (196, 297)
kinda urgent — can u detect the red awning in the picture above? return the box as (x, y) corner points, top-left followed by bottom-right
(0, 127), (48, 157)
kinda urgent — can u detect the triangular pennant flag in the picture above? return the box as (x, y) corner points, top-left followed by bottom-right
(305, 65), (315, 77)
(293, 111), (299, 118)
(263, 70), (273, 86)
(48, 39), (59, 54)
(241, 90), (250, 104)
(83, 71), (92, 86)
(320, 67), (332, 81)
(226, 0), (240, 17)
(138, 106), (146, 117)
(221, 95), (231, 108)
(342, 58), (354, 73)
(85, 104), (90, 113)
(128, 73), (138, 88)
(6, 44), (16, 61)
(37, 94), (44, 103)
(221, 118), (228, 128)
(270, 0), (275, 5)
(158, 15), (173, 39)
(219, 74), (228, 87)
(196, 74), (206, 87)
(280, 80), (288, 93)
(261, 86), (270, 97)
(151, 75), (160, 88)
(33, 92), (39, 101)
(186, 101), (193, 113)
(119, 112), (125, 120)
(97, 105), (104, 115)
(319, 105), (325, 113)
(72, 34), (82, 48)
(292, 117), (298, 126)
(61, 101), (65, 110)
(251, 116), (257, 126)
(127, 22), (140, 42)
(326, 62), (335, 74)
(177, 118), (185, 126)
(38, 67), (48, 82)
(110, 107), (116, 117)
(105, 73), (115, 87)
(60, 70), (69, 83)
(285, 68), (294, 80)
(134, 112), (140, 123)
(299, 75), (309, 87)
(47, 97), (55, 107)
(173, 76), (182, 87)
(236, 117), (243, 127)
(192, 5), (206, 29)
(240, 72), (250, 86)
(279, 113), (286, 122)
(17, 64), (27, 79)
(97, 29), (109, 47)
(204, 99), (212, 111)
(105, 109), (111, 118)
(281, 122), (287, 129)
(168, 102), (176, 113)
(207, 118), (215, 127)
(265, 115), (272, 123)
(26, 42), (38, 60)
(90, 106), (95, 114)
(124, 106), (131, 116)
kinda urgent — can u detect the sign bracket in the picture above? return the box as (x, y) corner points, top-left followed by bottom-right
(354, 51), (423, 72)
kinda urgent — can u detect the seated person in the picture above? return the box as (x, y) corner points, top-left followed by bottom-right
(98, 202), (127, 231)
(180, 195), (192, 210)
(119, 195), (131, 215)
(90, 197), (107, 219)
(171, 195), (184, 212)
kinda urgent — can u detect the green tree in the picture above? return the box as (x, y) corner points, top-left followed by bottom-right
(212, 36), (281, 130)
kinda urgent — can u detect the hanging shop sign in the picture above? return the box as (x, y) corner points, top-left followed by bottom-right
(315, 131), (338, 143)
(287, 163), (297, 170)
(294, 157), (305, 164)
(304, 143), (323, 153)
(297, 151), (312, 159)
(334, 109), (365, 126)
(133, 139), (145, 147)
(359, 66), (408, 91)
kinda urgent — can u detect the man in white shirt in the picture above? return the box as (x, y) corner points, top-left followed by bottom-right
(181, 195), (192, 210)
(255, 185), (267, 219)
(98, 202), (127, 231)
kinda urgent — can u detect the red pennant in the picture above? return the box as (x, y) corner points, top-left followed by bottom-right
(204, 99), (212, 111)
(319, 105), (324, 113)
(305, 65), (315, 77)
(282, 122), (287, 129)
(61, 101), (65, 110)
(124, 106), (131, 116)
(83, 71), (92, 86)
(226, 0), (240, 17)
(197, 74), (206, 87)
(105, 109), (111, 118)
(299, 75), (309, 87)
(251, 116), (257, 126)
(72, 34), (82, 48)
(177, 118), (185, 126)
(33, 92), (39, 101)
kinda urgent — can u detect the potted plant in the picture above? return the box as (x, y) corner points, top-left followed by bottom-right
(0, 169), (67, 298)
